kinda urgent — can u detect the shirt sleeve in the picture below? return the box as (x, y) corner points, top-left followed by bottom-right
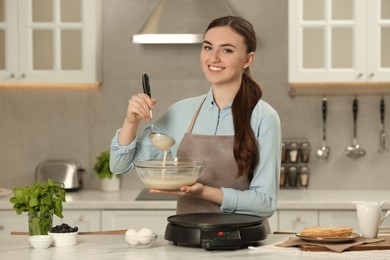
(220, 102), (282, 218)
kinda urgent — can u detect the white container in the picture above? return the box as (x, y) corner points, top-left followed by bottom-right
(29, 235), (52, 249)
(48, 232), (78, 247)
(101, 176), (120, 192)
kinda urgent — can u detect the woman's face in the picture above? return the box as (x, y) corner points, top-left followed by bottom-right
(200, 26), (254, 87)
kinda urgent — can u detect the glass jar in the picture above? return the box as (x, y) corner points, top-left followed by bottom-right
(287, 165), (298, 187)
(279, 165), (286, 188)
(288, 142), (299, 163)
(28, 212), (53, 236)
(281, 142), (287, 163)
(299, 165), (310, 187)
(300, 142), (310, 163)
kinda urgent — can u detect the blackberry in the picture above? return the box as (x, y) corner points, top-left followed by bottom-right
(50, 223), (78, 233)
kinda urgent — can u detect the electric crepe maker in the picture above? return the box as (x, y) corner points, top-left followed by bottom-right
(164, 212), (267, 250)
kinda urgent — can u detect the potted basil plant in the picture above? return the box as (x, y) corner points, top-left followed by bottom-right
(9, 179), (66, 235)
(94, 150), (120, 192)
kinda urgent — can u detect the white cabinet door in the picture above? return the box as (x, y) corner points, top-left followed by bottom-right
(319, 210), (359, 231)
(0, 211), (28, 235)
(102, 210), (176, 234)
(289, 0), (389, 83)
(54, 210), (101, 232)
(278, 210), (318, 232)
(0, 0), (102, 84)
(268, 211), (278, 233)
(366, 0), (390, 82)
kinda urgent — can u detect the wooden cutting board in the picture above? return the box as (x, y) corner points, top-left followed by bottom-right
(299, 236), (390, 252)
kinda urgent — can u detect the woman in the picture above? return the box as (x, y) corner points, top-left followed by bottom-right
(110, 16), (281, 233)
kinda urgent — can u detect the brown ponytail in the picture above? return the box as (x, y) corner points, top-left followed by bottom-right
(205, 16), (262, 180)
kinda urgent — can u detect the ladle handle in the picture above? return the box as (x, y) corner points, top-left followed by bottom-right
(380, 98), (385, 124)
(322, 97), (327, 143)
(142, 73), (151, 98)
(353, 98), (358, 123)
(322, 97), (327, 123)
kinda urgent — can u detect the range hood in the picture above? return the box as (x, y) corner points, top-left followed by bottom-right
(132, 0), (234, 44)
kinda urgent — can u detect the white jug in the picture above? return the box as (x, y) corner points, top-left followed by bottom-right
(353, 201), (390, 238)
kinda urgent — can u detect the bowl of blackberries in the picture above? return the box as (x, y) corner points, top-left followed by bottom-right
(48, 223), (79, 247)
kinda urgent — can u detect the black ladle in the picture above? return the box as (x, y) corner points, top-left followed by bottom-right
(142, 73), (175, 150)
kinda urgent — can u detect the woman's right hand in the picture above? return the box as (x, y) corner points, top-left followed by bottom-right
(125, 93), (157, 126)
(118, 93), (156, 146)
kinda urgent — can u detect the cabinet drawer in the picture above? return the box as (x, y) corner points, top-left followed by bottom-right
(278, 210), (318, 232)
(319, 210), (359, 231)
(0, 211), (28, 235)
(102, 210), (176, 234)
(56, 210), (101, 232)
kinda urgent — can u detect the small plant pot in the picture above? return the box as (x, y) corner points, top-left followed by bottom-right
(101, 176), (120, 192)
(28, 212), (53, 236)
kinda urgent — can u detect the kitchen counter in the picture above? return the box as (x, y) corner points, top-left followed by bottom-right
(1, 234), (390, 260)
(1, 189), (389, 210)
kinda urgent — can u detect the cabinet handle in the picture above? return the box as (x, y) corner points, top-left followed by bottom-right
(10, 74), (15, 78)
(357, 73), (363, 78)
(0, 225), (4, 231)
(78, 216), (84, 221)
(369, 73), (375, 78)
(20, 74), (26, 78)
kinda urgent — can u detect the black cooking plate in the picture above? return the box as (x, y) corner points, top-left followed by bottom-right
(167, 212), (263, 228)
(164, 213), (267, 250)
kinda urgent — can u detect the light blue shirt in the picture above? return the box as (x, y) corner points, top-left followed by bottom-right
(110, 89), (282, 218)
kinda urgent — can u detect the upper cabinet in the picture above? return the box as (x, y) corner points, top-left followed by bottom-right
(0, 0), (102, 86)
(289, 0), (390, 85)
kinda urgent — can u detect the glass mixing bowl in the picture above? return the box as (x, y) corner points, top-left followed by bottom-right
(134, 157), (204, 190)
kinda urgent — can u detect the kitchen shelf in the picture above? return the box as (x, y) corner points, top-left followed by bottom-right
(288, 82), (390, 97)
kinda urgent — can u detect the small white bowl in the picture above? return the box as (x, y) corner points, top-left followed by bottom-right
(48, 231), (78, 247)
(125, 233), (158, 248)
(29, 235), (52, 249)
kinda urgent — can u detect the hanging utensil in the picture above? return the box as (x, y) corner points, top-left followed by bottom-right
(379, 97), (387, 151)
(317, 97), (330, 162)
(345, 97), (366, 158)
(142, 73), (175, 151)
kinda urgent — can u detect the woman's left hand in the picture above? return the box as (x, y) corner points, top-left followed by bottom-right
(149, 183), (204, 197)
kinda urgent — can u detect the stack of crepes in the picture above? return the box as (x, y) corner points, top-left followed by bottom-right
(299, 226), (353, 238)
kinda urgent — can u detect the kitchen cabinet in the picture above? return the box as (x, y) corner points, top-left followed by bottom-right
(289, 0), (390, 84)
(0, 210), (28, 235)
(319, 210), (360, 231)
(268, 211), (278, 233)
(101, 210), (176, 234)
(55, 210), (101, 232)
(278, 210), (318, 232)
(0, 0), (102, 86)
(0, 209), (100, 235)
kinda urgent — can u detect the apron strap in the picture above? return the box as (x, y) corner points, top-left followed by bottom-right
(186, 96), (207, 134)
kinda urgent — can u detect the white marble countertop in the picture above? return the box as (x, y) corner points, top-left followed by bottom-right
(1, 189), (389, 210)
(1, 234), (390, 260)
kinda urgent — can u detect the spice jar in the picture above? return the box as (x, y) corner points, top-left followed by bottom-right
(279, 165), (286, 188)
(281, 142), (287, 163)
(299, 165), (310, 187)
(288, 142), (299, 163)
(300, 142), (310, 163)
(287, 165), (298, 187)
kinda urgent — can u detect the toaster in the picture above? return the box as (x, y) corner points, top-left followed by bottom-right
(36, 160), (84, 191)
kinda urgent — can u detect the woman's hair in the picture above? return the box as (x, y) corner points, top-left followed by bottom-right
(205, 16), (262, 180)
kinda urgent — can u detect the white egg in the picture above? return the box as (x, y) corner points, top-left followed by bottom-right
(137, 228), (154, 244)
(125, 229), (137, 236)
(126, 236), (138, 246)
(125, 229), (139, 246)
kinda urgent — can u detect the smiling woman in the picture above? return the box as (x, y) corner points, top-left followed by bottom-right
(110, 16), (281, 234)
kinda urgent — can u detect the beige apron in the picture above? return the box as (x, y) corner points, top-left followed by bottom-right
(176, 98), (271, 234)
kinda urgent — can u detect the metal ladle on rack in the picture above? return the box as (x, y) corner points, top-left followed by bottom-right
(345, 97), (366, 158)
(142, 73), (175, 151)
(317, 97), (330, 162)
